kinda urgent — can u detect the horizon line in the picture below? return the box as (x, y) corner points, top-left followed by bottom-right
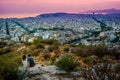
(0, 8), (120, 18)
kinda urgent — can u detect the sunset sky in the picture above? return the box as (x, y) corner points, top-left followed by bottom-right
(0, 0), (120, 18)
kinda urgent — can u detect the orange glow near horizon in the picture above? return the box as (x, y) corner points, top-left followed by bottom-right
(0, 13), (40, 18)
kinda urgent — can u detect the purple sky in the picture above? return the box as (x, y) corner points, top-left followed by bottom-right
(0, 0), (120, 18)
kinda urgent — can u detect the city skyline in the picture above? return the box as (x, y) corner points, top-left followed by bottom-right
(0, 0), (120, 18)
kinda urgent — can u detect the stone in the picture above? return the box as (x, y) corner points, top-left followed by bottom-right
(55, 70), (67, 75)
(70, 72), (80, 76)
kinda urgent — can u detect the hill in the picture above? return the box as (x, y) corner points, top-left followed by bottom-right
(84, 8), (120, 14)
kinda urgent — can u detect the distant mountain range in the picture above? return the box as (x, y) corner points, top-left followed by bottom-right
(83, 8), (120, 14)
(37, 13), (69, 17)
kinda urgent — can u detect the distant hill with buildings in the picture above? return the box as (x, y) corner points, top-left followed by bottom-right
(37, 13), (69, 17)
(83, 8), (120, 14)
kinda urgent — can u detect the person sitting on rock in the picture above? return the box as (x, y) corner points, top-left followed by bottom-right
(27, 54), (35, 67)
(22, 55), (28, 71)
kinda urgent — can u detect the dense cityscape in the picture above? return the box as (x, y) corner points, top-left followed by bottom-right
(0, 11), (120, 47)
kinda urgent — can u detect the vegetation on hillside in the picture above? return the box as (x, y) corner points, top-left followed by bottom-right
(0, 38), (120, 80)
(0, 51), (22, 80)
(56, 54), (79, 72)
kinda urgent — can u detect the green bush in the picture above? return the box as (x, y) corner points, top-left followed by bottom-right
(0, 58), (20, 80)
(82, 57), (95, 65)
(93, 44), (108, 58)
(72, 47), (92, 57)
(0, 47), (11, 55)
(0, 52), (22, 80)
(56, 54), (79, 72)
(1, 62), (18, 80)
(32, 38), (58, 45)
(36, 43), (44, 49)
(30, 45), (37, 50)
(32, 37), (42, 45)
(50, 56), (56, 64)
(0, 42), (7, 48)
(42, 39), (58, 44)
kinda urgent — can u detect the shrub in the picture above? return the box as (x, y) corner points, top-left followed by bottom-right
(50, 56), (56, 64)
(93, 44), (108, 58)
(64, 47), (69, 52)
(32, 37), (42, 45)
(82, 57), (95, 65)
(36, 43), (44, 49)
(109, 48), (120, 60)
(56, 54), (79, 72)
(0, 47), (11, 55)
(31, 49), (40, 56)
(32, 38), (59, 45)
(30, 45), (37, 50)
(0, 42), (7, 48)
(48, 45), (59, 52)
(72, 47), (92, 57)
(0, 53), (21, 80)
(1, 62), (18, 80)
(43, 53), (51, 60)
(43, 39), (58, 44)
(21, 40), (31, 46)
